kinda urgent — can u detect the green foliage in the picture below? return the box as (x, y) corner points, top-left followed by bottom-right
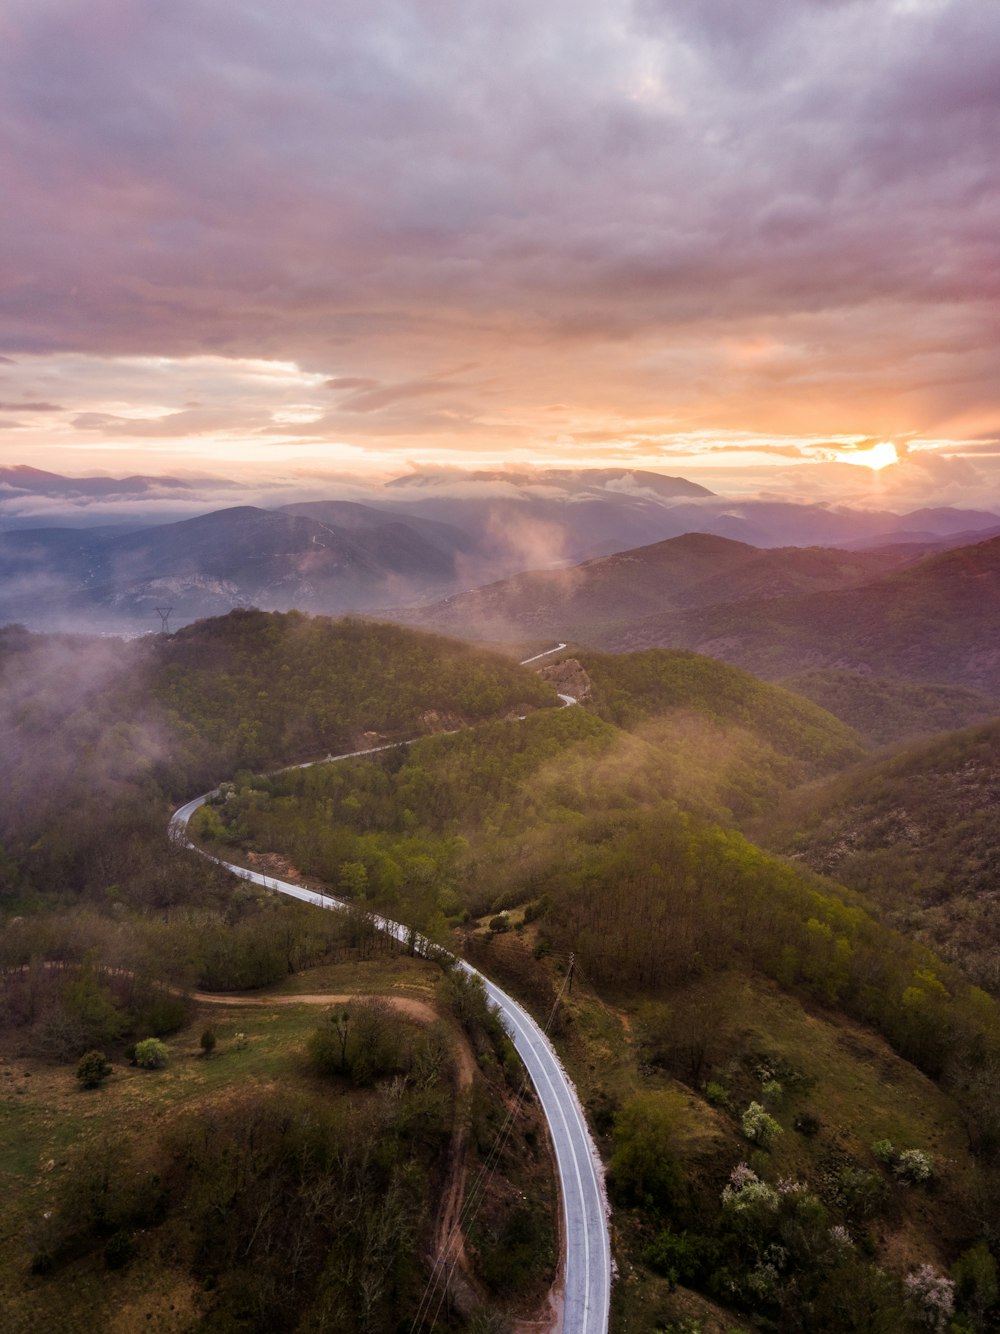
(782, 668), (998, 746)
(582, 649), (863, 772)
(35, 1087), (449, 1331)
(740, 1102), (782, 1149)
(643, 1229), (708, 1287)
(307, 998), (402, 1086)
(610, 1091), (688, 1215)
(0, 612), (556, 901)
(75, 1049), (112, 1089)
(761, 718), (1000, 993)
(133, 1037), (168, 1069)
(952, 1242), (999, 1331)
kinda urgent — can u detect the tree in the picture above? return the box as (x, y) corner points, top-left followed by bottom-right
(76, 1050), (112, 1089)
(609, 1091), (688, 1214)
(134, 1037), (168, 1069)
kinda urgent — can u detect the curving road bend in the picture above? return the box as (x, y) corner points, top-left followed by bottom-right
(169, 662), (610, 1334)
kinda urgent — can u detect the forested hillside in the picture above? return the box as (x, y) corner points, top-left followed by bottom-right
(596, 535), (1000, 695)
(0, 612), (563, 1332)
(4, 615), (1000, 1331)
(780, 668), (998, 746)
(201, 648), (1000, 1332)
(758, 719), (1000, 993)
(0, 611), (556, 901)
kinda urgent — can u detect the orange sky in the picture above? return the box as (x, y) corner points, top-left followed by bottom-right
(1, 1), (998, 507)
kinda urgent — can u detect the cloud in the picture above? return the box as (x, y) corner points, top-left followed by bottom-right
(325, 377), (379, 391)
(0, 0), (997, 481)
(0, 400), (62, 412)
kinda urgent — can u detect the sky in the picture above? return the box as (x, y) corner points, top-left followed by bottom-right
(1, 0), (999, 507)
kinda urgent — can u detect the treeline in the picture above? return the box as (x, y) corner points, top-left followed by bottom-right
(0, 889), (404, 1065)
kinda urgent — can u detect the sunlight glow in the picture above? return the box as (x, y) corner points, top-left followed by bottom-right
(834, 441), (899, 470)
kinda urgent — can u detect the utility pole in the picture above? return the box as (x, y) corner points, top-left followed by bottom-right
(154, 606), (173, 635)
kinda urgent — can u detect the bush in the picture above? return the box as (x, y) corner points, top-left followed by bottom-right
(200, 1027), (217, 1057)
(741, 1101), (782, 1148)
(871, 1137), (896, 1166)
(643, 1229), (706, 1287)
(133, 1037), (168, 1069)
(104, 1230), (133, 1270)
(904, 1264), (955, 1331)
(895, 1148), (934, 1185)
(706, 1081), (732, 1111)
(76, 1050), (112, 1089)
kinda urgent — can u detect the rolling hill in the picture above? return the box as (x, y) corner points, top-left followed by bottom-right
(399, 533), (923, 641)
(595, 535), (1000, 694)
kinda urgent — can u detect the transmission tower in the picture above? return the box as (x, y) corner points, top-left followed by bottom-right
(154, 606), (174, 635)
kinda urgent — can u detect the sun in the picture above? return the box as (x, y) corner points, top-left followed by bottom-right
(835, 441), (899, 471)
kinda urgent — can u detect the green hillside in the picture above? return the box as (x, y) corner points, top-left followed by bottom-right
(0, 611), (556, 901)
(204, 669), (1000, 1331)
(781, 668), (998, 746)
(758, 719), (1000, 993)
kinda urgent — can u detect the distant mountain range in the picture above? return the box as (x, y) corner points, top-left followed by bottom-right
(400, 533), (930, 639)
(2, 464), (1000, 632)
(0, 504), (478, 629)
(403, 527), (1000, 695)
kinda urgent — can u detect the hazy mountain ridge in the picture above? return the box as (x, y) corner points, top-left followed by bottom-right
(3, 465), (1000, 635)
(399, 533), (933, 640)
(596, 534), (1000, 694)
(0, 505), (479, 629)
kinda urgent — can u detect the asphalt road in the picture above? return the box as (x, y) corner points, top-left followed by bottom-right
(168, 665), (611, 1334)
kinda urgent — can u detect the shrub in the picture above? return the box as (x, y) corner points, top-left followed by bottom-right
(610, 1091), (688, 1215)
(200, 1027), (217, 1057)
(706, 1081), (732, 1111)
(904, 1264), (955, 1331)
(794, 1111), (820, 1137)
(951, 1241), (999, 1327)
(104, 1230), (133, 1270)
(761, 1078), (783, 1107)
(741, 1101), (782, 1148)
(871, 1137), (896, 1166)
(76, 1050), (112, 1089)
(895, 1148), (934, 1185)
(643, 1229), (706, 1287)
(133, 1037), (168, 1069)
(720, 1163), (779, 1215)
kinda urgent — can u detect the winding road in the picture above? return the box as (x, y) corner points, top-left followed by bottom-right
(169, 652), (611, 1334)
